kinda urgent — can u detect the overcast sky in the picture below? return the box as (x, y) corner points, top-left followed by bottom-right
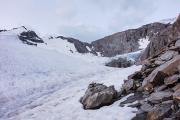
(0, 0), (179, 42)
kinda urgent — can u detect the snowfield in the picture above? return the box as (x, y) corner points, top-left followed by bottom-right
(0, 29), (142, 120)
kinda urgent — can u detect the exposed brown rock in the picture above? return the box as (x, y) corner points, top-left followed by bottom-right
(143, 71), (167, 91)
(80, 83), (117, 109)
(143, 55), (180, 89)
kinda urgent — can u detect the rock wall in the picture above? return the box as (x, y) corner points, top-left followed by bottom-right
(141, 15), (180, 60)
(91, 23), (169, 57)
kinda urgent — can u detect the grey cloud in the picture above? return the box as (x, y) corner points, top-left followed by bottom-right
(0, 0), (179, 42)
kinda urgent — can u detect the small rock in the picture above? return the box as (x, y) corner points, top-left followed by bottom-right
(120, 92), (144, 105)
(159, 51), (178, 61)
(164, 74), (179, 85)
(155, 60), (166, 65)
(154, 85), (167, 92)
(144, 83), (154, 93)
(172, 83), (180, 92)
(147, 91), (173, 104)
(122, 79), (134, 92)
(140, 102), (154, 112)
(147, 103), (172, 120)
(128, 71), (143, 80)
(132, 112), (147, 120)
(128, 102), (141, 108)
(175, 39), (180, 47)
(174, 109), (180, 119)
(80, 83), (117, 109)
(143, 71), (167, 91)
(173, 88), (180, 102)
(163, 118), (174, 120)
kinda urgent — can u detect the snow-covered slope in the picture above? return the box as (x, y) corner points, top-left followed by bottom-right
(159, 17), (177, 24)
(0, 28), (142, 120)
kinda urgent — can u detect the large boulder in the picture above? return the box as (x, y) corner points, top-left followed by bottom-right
(80, 83), (117, 109)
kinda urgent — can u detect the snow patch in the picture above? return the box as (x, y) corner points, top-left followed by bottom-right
(138, 36), (150, 49)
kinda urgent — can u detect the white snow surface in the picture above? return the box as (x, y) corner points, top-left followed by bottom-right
(138, 36), (150, 49)
(159, 17), (177, 24)
(0, 30), (142, 120)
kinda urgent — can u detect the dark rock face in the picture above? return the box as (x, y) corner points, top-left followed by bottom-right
(105, 57), (134, 68)
(80, 83), (117, 109)
(92, 23), (169, 57)
(56, 36), (96, 54)
(19, 30), (44, 46)
(141, 15), (180, 60)
(116, 15), (180, 120)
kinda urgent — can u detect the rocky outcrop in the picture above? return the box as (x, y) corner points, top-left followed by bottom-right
(19, 30), (44, 45)
(80, 83), (117, 109)
(141, 15), (180, 60)
(117, 15), (180, 120)
(55, 36), (97, 54)
(91, 23), (169, 57)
